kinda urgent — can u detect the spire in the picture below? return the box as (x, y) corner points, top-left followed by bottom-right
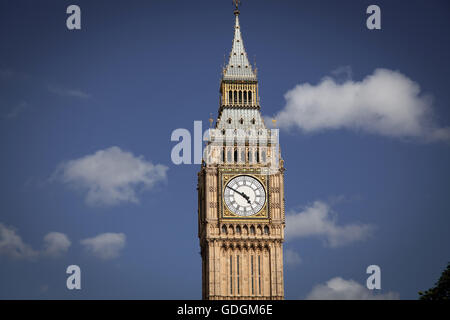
(222, 6), (257, 81)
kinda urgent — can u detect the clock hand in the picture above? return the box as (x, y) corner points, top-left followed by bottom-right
(226, 186), (248, 199)
(226, 186), (251, 204)
(226, 185), (240, 194)
(244, 192), (256, 215)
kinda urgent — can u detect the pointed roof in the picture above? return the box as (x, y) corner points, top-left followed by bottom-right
(216, 108), (266, 130)
(223, 11), (257, 81)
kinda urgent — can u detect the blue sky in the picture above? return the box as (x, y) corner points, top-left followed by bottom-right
(0, 0), (449, 299)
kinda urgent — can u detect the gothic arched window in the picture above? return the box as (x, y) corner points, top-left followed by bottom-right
(257, 225), (262, 235)
(264, 226), (269, 235)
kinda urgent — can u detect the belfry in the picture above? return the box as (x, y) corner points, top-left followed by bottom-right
(197, 2), (285, 300)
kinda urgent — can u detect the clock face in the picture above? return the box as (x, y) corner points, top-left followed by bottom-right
(224, 175), (266, 216)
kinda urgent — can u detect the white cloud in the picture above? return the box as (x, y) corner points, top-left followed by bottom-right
(0, 223), (72, 260)
(274, 68), (450, 142)
(47, 84), (90, 99)
(80, 233), (126, 260)
(0, 223), (38, 259)
(0, 69), (31, 81)
(284, 248), (302, 268)
(42, 232), (71, 257)
(331, 65), (353, 81)
(54, 146), (168, 206)
(4, 101), (29, 119)
(285, 201), (373, 247)
(306, 277), (399, 300)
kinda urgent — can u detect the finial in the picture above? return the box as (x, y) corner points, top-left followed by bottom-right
(272, 118), (277, 128)
(209, 113), (214, 127)
(233, 0), (241, 15)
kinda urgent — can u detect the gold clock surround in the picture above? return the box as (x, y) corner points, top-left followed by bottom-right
(220, 169), (269, 221)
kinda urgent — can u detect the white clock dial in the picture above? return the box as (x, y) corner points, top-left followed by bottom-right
(223, 175), (266, 216)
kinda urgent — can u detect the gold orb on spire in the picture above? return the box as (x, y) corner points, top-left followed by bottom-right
(233, 0), (241, 15)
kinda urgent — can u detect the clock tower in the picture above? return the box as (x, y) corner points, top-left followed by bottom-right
(197, 4), (285, 300)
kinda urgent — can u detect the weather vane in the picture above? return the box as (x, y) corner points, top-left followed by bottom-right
(233, 0), (241, 11)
